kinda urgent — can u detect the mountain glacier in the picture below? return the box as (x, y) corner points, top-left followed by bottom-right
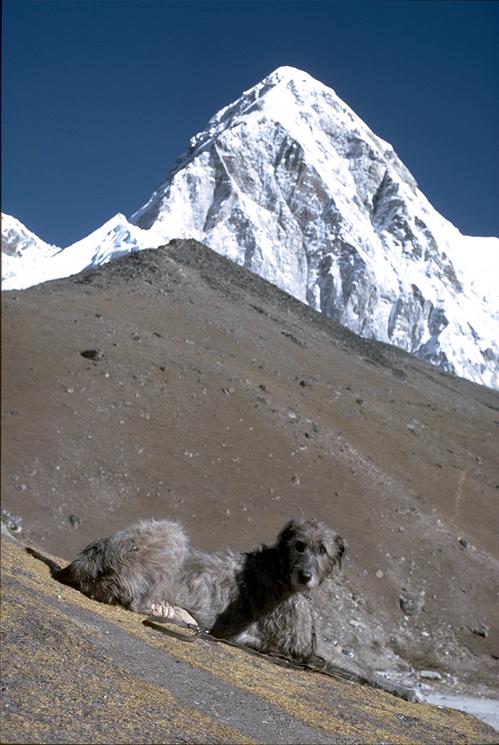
(2, 66), (498, 388)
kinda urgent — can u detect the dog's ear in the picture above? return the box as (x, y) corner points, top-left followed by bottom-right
(277, 519), (300, 546)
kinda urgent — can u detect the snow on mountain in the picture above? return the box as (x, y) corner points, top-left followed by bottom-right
(1, 213), (161, 290)
(1, 214), (60, 288)
(2, 66), (498, 388)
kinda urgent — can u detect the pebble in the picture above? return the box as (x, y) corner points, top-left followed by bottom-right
(68, 514), (81, 530)
(4, 514), (23, 532)
(80, 348), (104, 361)
(399, 590), (425, 616)
(418, 670), (442, 680)
(13, 514), (23, 530)
(470, 623), (489, 638)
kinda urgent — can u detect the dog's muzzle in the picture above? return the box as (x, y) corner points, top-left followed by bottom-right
(292, 564), (319, 590)
(298, 570), (313, 585)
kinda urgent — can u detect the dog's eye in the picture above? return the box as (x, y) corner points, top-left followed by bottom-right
(319, 544), (327, 555)
(295, 541), (306, 553)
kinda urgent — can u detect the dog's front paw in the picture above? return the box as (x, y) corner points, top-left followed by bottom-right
(147, 601), (176, 619)
(146, 602), (199, 629)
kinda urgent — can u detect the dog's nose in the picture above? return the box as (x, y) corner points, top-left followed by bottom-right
(299, 570), (312, 584)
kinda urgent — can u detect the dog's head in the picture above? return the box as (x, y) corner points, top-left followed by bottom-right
(277, 519), (346, 592)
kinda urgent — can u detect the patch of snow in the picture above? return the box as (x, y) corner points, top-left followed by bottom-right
(1, 214), (60, 288)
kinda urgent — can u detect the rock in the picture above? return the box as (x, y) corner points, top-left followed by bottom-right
(399, 590), (425, 616)
(418, 670), (442, 681)
(470, 623), (489, 638)
(80, 348), (104, 361)
(68, 514), (81, 530)
(6, 514), (23, 533)
(281, 331), (306, 347)
(1, 510), (23, 533)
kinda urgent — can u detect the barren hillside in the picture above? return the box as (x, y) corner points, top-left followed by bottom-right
(2, 240), (498, 702)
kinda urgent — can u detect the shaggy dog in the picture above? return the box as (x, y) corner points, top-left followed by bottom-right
(28, 518), (415, 700)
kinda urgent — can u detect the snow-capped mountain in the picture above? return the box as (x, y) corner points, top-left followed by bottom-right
(1, 213), (162, 290)
(2, 214), (60, 286)
(2, 66), (498, 388)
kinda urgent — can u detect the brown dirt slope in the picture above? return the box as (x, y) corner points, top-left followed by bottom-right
(2, 535), (498, 745)
(2, 240), (498, 690)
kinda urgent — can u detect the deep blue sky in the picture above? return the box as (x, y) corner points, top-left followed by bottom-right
(2, 0), (498, 246)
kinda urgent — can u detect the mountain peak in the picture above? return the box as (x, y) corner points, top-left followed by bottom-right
(128, 70), (499, 389)
(3, 71), (498, 388)
(256, 65), (321, 89)
(199, 65), (336, 138)
(265, 64), (311, 79)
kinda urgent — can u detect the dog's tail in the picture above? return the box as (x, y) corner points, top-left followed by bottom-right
(26, 546), (89, 592)
(25, 546), (63, 576)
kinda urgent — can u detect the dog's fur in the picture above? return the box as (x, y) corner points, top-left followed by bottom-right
(51, 518), (344, 659)
(29, 517), (415, 700)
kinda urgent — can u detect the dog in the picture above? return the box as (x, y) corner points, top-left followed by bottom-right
(27, 517), (416, 700)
